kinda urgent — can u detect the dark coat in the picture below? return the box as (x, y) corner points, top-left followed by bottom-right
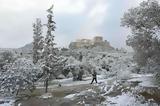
(92, 71), (97, 78)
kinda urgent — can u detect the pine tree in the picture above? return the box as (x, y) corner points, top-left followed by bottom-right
(33, 18), (44, 64)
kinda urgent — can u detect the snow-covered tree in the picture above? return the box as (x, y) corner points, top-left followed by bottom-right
(121, 0), (160, 67)
(41, 5), (67, 93)
(33, 18), (44, 64)
(121, 0), (160, 34)
(0, 58), (42, 97)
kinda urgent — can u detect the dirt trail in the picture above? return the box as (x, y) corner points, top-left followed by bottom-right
(17, 83), (98, 106)
(51, 83), (95, 97)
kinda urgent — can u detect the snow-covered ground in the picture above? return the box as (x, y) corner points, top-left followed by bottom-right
(101, 74), (159, 106)
(104, 92), (158, 106)
(36, 75), (109, 88)
(128, 73), (158, 87)
(1, 51), (160, 106)
(34, 73), (160, 106)
(0, 98), (15, 106)
(1, 73), (160, 106)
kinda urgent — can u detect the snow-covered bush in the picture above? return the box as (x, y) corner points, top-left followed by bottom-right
(0, 51), (15, 70)
(64, 56), (87, 80)
(65, 65), (83, 81)
(60, 48), (135, 81)
(0, 58), (42, 96)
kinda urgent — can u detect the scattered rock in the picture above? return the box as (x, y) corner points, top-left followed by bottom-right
(39, 93), (53, 99)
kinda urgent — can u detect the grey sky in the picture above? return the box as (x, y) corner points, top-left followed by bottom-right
(0, 0), (146, 49)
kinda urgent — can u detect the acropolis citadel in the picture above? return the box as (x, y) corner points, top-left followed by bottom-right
(69, 36), (114, 50)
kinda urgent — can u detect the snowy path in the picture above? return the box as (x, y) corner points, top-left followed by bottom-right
(1, 73), (160, 106)
(36, 75), (110, 89)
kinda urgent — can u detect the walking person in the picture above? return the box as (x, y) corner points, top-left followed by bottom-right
(90, 70), (97, 84)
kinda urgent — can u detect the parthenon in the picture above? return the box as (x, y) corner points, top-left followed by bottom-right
(69, 36), (114, 50)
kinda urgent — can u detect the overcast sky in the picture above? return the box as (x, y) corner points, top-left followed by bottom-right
(0, 0), (146, 49)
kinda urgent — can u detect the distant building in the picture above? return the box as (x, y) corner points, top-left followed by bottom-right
(69, 36), (114, 50)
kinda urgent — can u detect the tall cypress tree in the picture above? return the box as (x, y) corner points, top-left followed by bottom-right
(41, 5), (67, 93)
(33, 18), (44, 64)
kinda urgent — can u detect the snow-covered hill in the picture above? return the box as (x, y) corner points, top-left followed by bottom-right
(17, 43), (33, 53)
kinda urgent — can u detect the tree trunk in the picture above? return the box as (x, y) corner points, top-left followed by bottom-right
(16, 87), (20, 96)
(16, 88), (19, 96)
(45, 78), (48, 93)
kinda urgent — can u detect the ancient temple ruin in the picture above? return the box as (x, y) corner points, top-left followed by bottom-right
(69, 36), (114, 50)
